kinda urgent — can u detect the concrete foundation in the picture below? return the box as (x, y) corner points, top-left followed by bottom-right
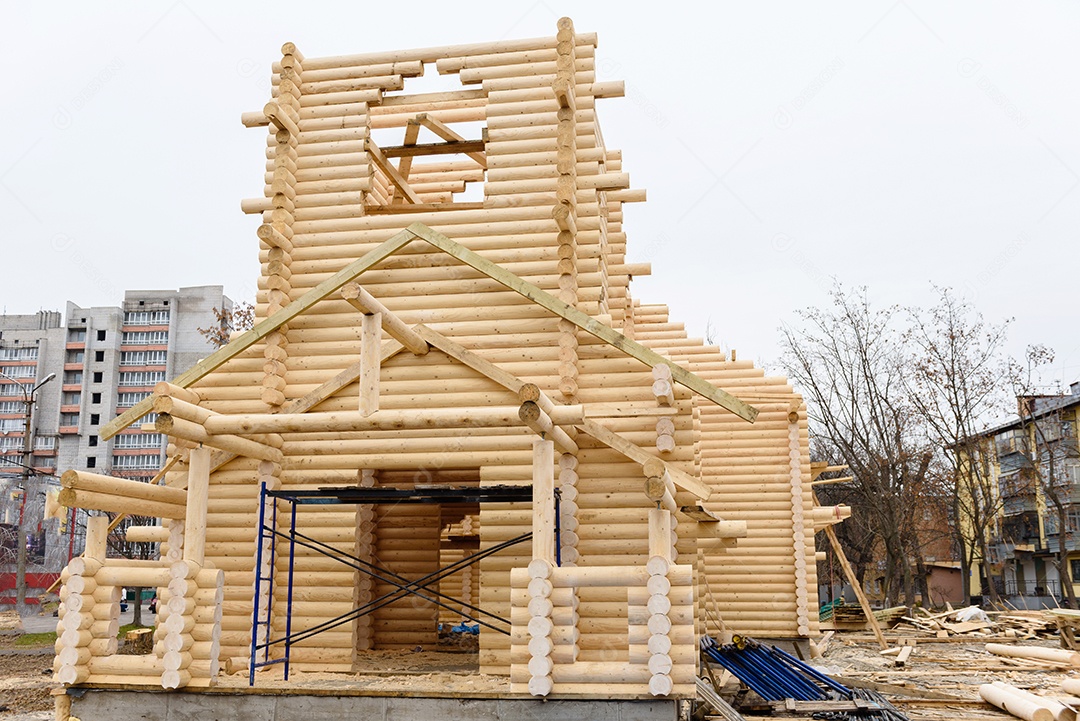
(68, 689), (680, 721)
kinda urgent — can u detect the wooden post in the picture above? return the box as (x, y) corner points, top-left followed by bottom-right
(532, 439), (555, 564)
(815, 490), (887, 650)
(184, 447), (210, 565)
(358, 312), (381, 416)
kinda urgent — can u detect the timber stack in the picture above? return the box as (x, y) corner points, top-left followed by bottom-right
(51, 18), (848, 704)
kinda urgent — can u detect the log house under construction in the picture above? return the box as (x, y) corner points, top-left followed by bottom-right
(50, 18), (848, 717)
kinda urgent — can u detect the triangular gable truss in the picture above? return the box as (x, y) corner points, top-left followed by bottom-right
(103, 222), (758, 440)
(103, 223), (759, 499)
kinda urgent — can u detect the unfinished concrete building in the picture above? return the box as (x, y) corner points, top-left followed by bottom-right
(51, 19), (846, 719)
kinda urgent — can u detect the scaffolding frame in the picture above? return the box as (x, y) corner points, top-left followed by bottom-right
(249, 482), (556, 685)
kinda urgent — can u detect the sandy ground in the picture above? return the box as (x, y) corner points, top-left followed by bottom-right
(3, 615), (1075, 721)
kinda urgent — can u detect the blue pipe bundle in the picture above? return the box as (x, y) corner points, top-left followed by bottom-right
(700, 636), (850, 701)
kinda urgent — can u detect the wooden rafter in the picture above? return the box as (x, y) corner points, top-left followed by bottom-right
(366, 138), (421, 204)
(100, 227), (418, 439)
(103, 222), (757, 442)
(396, 119), (422, 186)
(576, 418), (711, 501)
(414, 113), (486, 168)
(407, 223), (760, 423)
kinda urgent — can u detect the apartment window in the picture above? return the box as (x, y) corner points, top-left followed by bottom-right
(0, 419), (22, 432)
(33, 436), (56, 450)
(86, 457), (96, 469)
(116, 393), (151, 408)
(0, 402), (23, 414)
(111, 454), (161, 470)
(91, 392), (102, 404)
(118, 371), (166, 387)
(0, 347), (38, 361)
(0, 366), (35, 379)
(68, 330), (86, 342)
(0, 385), (22, 397)
(120, 350), (167, 366)
(66, 350), (84, 364)
(59, 413), (79, 427)
(96, 330), (106, 341)
(33, 455), (55, 470)
(94, 351), (104, 362)
(114, 433), (164, 449)
(88, 435), (98, 447)
(121, 331), (168, 346)
(0, 437), (23, 451)
(92, 372), (103, 383)
(123, 310), (170, 325)
(90, 413), (100, 425)
(63, 371), (83, 385)
(61, 391), (81, 405)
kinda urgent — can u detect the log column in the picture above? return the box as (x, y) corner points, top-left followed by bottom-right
(526, 439), (556, 696)
(645, 508), (675, 697)
(554, 17), (580, 402)
(788, 409), (810, 637)
(353, 468), (376, 654)
(260, 42), (304, 410)
(54, 516), (108, 685)
(558, 453), (579, 566)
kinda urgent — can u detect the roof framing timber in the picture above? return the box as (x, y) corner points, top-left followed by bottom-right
(102, 222), (757, 441)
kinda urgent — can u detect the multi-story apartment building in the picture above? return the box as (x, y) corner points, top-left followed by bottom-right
(963, 383), (1080, 608)
(0, 287), (231, 603)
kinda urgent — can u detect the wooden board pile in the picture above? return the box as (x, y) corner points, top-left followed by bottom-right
(51, 18), (848, 702)
(893, 606), (1058, 640)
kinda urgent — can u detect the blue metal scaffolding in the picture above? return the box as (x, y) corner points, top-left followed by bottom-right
(248, 483), (548, 686)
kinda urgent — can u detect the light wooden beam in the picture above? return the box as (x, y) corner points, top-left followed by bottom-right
(340, 283), (429, 354)
(415, 113), (487, 168)
(576, 418), (711, 501)
(397, 119), (422, 182)
(406, 223), (758, 423)
(100, 228), (418, 439)
(166, 339), (406, 486)
(201, 405), (583, 435)
(366, 138), (421, 204)
(358, 312), (381, 417)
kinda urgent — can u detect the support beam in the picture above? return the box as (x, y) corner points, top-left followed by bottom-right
(406, 224), (758, 422)
(415, 113), (487, 167)
(532, 439), (556, 565)
(202, 405), (584, 435)
(576, 418), (711, 501)
(101, 228), (419, 439)
(518, 401), (578, 454)
(155, 414), (283, 464)
(340, 283), (429, 354)
(358, 312), (382, 417)
(184, 447), (210, 565)
(366, 138), (422, 204)
(814, 490), (887, 650)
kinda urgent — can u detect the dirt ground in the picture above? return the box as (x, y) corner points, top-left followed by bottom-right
(4, 627), (1077, 720)
(0, 649), (54, 716)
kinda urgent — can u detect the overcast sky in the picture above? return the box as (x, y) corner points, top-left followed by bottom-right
(3, 2), (1077, 389)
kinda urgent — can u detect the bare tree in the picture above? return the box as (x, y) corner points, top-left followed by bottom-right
(905, 287), (1011, 604)
(780, 285), (934, 606)
(197, 302), (255, 349)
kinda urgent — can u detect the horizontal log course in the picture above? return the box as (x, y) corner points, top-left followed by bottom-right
(59, 489), (185, 521)
(61, 470), (186, 505)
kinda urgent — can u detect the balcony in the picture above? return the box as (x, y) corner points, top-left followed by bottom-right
(58, 426), (79, 435)
(1002, 494), (1038, 516)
